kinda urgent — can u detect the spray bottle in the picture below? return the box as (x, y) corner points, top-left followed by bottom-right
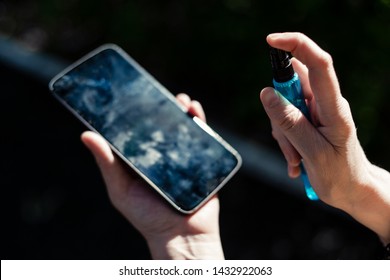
(269, 47), (319, 200)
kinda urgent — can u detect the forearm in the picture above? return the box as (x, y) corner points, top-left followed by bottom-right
(344, 163), (390, 244)
(146, 233), (225, 260)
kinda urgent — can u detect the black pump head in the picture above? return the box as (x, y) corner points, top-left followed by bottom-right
(269, 46), (295, 83)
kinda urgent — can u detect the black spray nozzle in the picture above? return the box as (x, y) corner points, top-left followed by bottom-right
(269, 46), (295, 82)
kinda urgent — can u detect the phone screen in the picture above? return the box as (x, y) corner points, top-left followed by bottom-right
(49, 45), (241, 213)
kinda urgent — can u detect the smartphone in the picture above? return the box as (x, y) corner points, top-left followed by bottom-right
(49, 44), (241, 214)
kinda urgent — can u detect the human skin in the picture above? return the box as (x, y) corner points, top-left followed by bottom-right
(260, 32), (390, 244)
(81, 33), (390, 260)
(81, 94), (225, 259)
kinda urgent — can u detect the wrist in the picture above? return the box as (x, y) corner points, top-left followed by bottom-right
(146, 233), (225, 260)
(341, 161), (390, 244)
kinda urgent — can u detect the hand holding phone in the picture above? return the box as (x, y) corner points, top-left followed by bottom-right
(49, 44), (241, 214)
(81, 95), (225, 259)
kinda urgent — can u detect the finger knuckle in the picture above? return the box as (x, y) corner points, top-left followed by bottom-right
(317, 51), (333, 68)
(336, 97), (357, 137)
(278, 108), (301, 132)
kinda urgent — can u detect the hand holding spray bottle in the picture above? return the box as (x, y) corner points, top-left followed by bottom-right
(269, 47), (319, 200)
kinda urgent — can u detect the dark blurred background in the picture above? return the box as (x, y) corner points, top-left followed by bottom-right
(1, 0), (389, 259)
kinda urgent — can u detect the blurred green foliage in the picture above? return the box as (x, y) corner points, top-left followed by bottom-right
(1, 0), (389, 166)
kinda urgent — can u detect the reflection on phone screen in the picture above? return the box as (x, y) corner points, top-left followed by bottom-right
(51, 47), (241, 212)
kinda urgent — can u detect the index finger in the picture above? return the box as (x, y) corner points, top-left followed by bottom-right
(267, 32), (343, 126)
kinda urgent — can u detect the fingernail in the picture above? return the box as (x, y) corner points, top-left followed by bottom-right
(267, 33), (282, 40)
(261, 88), (284, 108)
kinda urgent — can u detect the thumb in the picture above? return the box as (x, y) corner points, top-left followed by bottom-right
(260, 87), (322, 162)
(81, 131), (116, 169)
(80, 131), (131, 199)
(260, 87), (306, 133)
